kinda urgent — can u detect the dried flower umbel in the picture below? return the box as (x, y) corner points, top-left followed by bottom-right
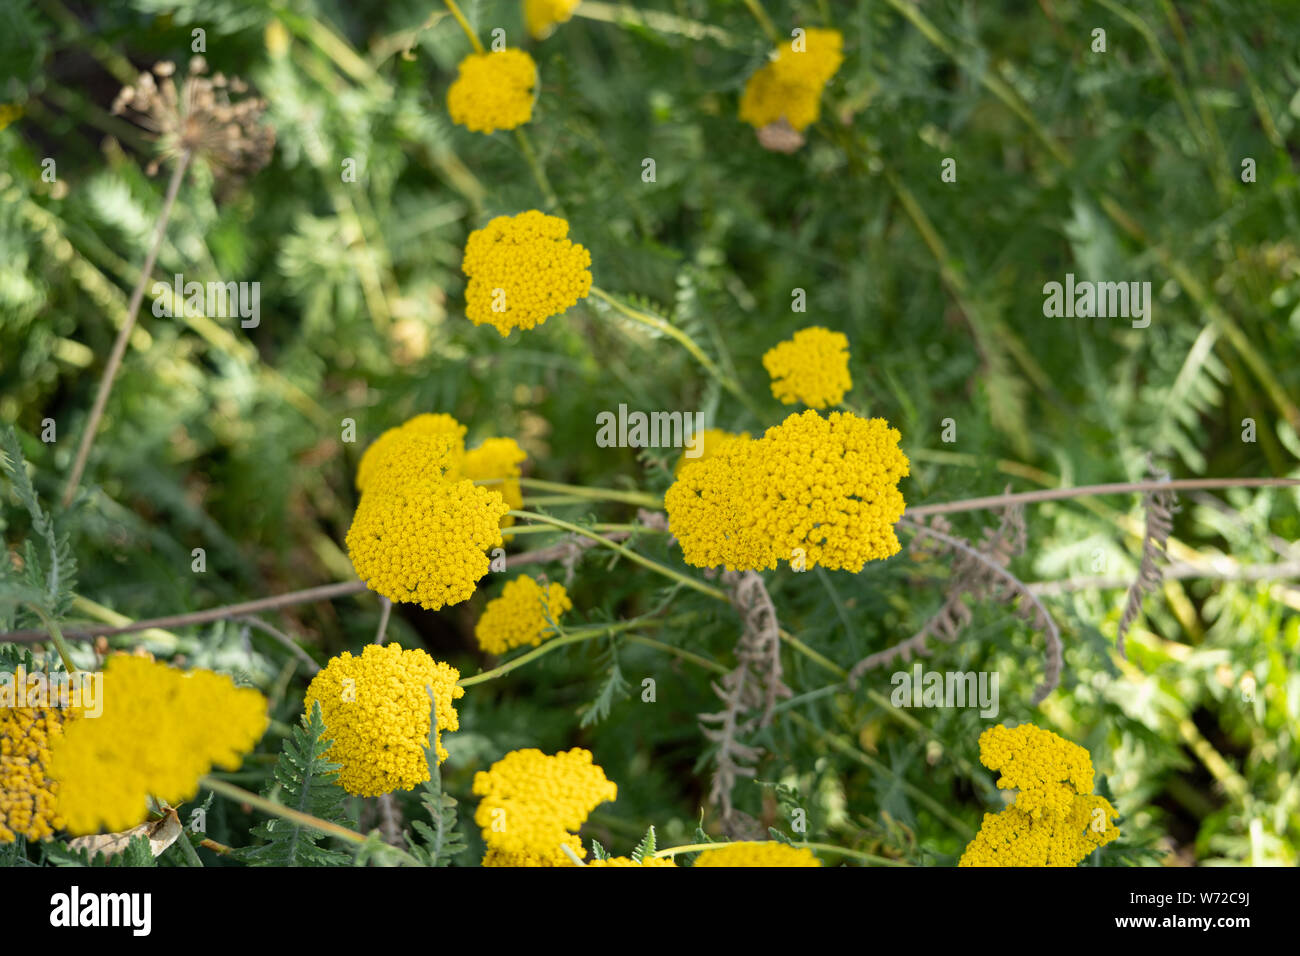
(111, 56), (274, 186)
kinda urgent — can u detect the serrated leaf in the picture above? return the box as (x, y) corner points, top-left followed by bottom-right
(631, 825), (656, 862)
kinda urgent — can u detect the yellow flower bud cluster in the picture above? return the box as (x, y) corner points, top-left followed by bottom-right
(740, 28), (844, 132)
(462, 436), (528, 533)
(585, 855), (677, 867)
(49, 656), (268, 835)
(762, 326), (852, 409)
(348, 414), (514, 610)
(525, 0), (582, 40)
(673, 428), (750, 476)
(664, 410), (909, 572)
(461, 210), (592, 336)
(475, 575), (573, 655)
(959, 723), (1121, 866)
(0, 681), (77, 842)
(693, 842), (822, 867)
(473, 747), (617, 866)
(303, 643), (464, 796)
(447, 49), (538, 134)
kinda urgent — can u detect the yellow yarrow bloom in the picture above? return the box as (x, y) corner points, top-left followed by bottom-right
(461, 210), (592, 336)
(740, 28), (843, 133)
(475, 575), (572, 655)
(693, 842), (822, 867)
(355, 413), (466, 493)
(525, 0), (582, 39)
(665, 410), (909, 572)
(462, 436), (528, 532)
(49, 657), (267, 835)
(959, 723), (1120, 867)
(473, 747), (617, 866)
(585, 855), (677, 867)
(303, 643), (464, 797)
(673, 428), (750, 476)
(0, 676), (77, 842)
(346, 478), (509, 609)
(447, 49), (537, 134)
(762, 326), (852, 409)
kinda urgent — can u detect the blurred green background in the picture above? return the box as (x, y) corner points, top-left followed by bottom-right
(2, 0), (1299, 865)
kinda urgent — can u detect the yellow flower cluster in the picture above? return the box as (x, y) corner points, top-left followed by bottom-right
(0, 690), (76, 842)
(462, 436), (528, 532)
(348, 414), (515, 609)
(664, 410), (909, 572)
(762, 326), (852, 409)
(475, 575), (573, 655)
(473, 747), (617, 866)
(740, 28), (844, 132)
(447, 49), (538, 134)
(49, 656), (268, 835)
(355, 413), (466, 493)
(959, 723), (1121, 867)
(585, 855), (677, 867)
(693, 842), (822, 867)
(525, 0), (582, 39)
(673, 428), (750, 476)
(461, 210), (592, 336)
(303, 643), (464, 796)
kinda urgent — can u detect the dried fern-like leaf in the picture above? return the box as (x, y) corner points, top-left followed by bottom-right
(698, 571), (793, 834)
(850, 503), (1064, 705)
(1116, 459), (1180, 658)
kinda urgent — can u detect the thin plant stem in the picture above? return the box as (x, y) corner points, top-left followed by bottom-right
(509, 509), (726, 600)
(29, 604), (78, 673)
(61, 149), (192, 508)
(515, 128), (560, 210)
(740, 0), (781, 45)
(588, 286), (756, 413)
(441, 0), (484, 53)
(515, 476), (661, 508)
(201, 775), (421, 865)
(373, 597), (392, 645)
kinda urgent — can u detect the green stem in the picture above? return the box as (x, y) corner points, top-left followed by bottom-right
(588, 286), (756, 414)
(516, 477), (662, 508)
(457, 616), (687, 687)
(441, 0), (484, 53)
(29, 605), (77, 673)
(202, 775), (420, 865)
(515, 128), (560, 210)
(509, 510), (726, 600)
(741, 0), (781, 45)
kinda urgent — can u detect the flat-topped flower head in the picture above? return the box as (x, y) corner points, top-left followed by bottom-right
(475, 575), (572, 655)
(356, 429), (464, 496)
(959, 723), (1120, 867)
(473, 747), (617, 866)
(762, 326), (852, 408)
(693, 842), (822, 867)
(447, 49), (538, 134)
(304, 643), (464, 796)
(525, 0), (582, 39)
(347, 478), (508, 609)
(49, 656), (267, 834)
(665, 410), (909, 572)
(461, 210), (592, 336)
(740, 28), (844, 133)
(355, 413), (467, 492)
(0, 676), (78, 842)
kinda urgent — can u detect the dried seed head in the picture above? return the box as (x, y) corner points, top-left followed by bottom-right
(112, 57), (275, 193)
